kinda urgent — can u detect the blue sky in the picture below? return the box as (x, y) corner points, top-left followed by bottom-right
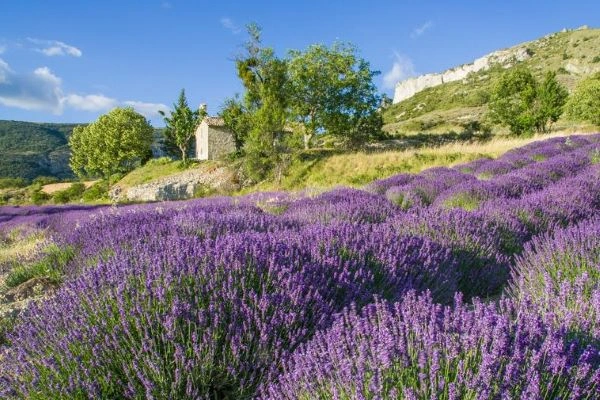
(0, 0), (598, 126)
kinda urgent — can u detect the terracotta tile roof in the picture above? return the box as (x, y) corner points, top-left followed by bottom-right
(203, 116), (226, 127)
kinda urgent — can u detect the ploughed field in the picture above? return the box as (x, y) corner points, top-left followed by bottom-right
(1, 134), (600, 399)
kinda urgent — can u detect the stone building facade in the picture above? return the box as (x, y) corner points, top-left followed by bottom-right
(195, 117), (236, 160)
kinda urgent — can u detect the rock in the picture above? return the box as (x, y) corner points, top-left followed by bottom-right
(112, 164), (240, 203)
(393, 47), (532, 103)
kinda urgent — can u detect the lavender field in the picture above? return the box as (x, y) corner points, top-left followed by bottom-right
(1, 134), (600, 399)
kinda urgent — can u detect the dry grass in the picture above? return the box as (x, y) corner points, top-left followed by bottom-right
(252, 130), (598, 192)
(41, 181), (98, 195)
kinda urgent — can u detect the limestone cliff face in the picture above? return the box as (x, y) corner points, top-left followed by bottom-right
(393, 47), (531, 104)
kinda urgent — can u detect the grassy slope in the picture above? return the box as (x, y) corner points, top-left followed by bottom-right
(383, 28), (600, 135)
(243, 131), (596, 193)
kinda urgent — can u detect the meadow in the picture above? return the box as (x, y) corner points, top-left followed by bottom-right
(0, 134), (599, 399)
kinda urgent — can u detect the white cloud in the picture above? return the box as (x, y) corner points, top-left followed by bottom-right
(410, 20), (434, 39)
(0, 58), (165, 117)
(220, 17), (241, 34)
(0, 59), (64, 113)
(0, 45), (5, 55)
(123, 100), (169, 118)
(28, 38), (82, 57)
(383, 52), (416, 89)
(63, 94), (118, 111)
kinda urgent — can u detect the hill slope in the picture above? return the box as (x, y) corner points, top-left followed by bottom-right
(0, 121), (78, 181)
(383, 26), (600, 134)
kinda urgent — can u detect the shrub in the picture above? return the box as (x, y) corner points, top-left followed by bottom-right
(510, 218), (600, 308)
(265, 292), (600, 399)
(0, 177), (28, 189)
(5, 244), (74, 287)
(52, 182), (86, 204)
(82, 180), (109, 202)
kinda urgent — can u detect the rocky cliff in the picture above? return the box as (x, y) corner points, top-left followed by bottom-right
(393, 47), (531, 103)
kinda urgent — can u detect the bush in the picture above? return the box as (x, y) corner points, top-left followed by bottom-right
(32, 176), (59, 186)
(52, 183), (86, 204)
(82, 181), (109, 202)
(5, 244), (74, 288)
(30, 189), (50, 205)
(0, 177), (28, 189)
(566, 73), (600, 126)
(266, 292), (600, 399)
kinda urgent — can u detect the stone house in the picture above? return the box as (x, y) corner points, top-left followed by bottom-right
(195, 117), (236, 160)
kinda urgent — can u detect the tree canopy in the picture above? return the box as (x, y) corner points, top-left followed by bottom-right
(566, 73), (600, 126)
(488, 68), (568, 135)
(69, 107), (154, 181)
(159, 89), (205, 162)
(288, 43), (382, 148)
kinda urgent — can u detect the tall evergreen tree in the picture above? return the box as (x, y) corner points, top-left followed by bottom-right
(159, 89), (206, 162)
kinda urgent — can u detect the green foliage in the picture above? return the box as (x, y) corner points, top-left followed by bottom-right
(159, 89), (205, 162)
(288, 42), (382, 149)
(69, 107), (154, 181)
(52, 183), (86, 204)
(535, 71), (569, 132)
(488, 68), (568, 135)
(566, 73), (600, 126)
(82, 180), (109, 202)
(30, 189), (50, 205)
(235, 24), (292, 182)
(592, 56), (600, 63)
(32, 176), (59, 186)
(5, 244), (74, 288)
(220, 95), (251, 151)
(0, 177), (28, 189)
(0, 120), (77, 181)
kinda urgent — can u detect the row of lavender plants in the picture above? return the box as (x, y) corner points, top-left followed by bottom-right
(0, 134), (599, 398)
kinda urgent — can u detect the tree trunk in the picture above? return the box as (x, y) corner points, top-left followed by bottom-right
(180, 146), (187, 163)
(303, 132), (313, 150)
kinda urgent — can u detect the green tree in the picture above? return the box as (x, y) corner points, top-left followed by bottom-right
(288, 43), (382, 148)
(220, 95), (251, 151)
(534, 71), (568, 133)
(488, 67), (538, 135)
(566, 73), (600, 126)
(69, 107), (154, 182)
(489, 68), (568, 135)
(235, 23), (290, 181)
(159, 89), (205, 162)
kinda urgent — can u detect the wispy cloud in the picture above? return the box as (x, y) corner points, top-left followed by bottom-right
(0, 45), (5, 55)
(410, 20), (434, 39)
(383, 52), (416, 89)
(161, 2), (172, 9)
(123, 100), (169, 118)
(220, 17), (241, 34)
(28, 38), (82, 57)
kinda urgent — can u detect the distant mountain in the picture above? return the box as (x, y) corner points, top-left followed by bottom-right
(0, 120), (167, 182)
(383, 26), (600, 134)
(0, 120), (79, 181)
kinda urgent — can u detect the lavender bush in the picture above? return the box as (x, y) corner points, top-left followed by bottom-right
(265, 292), (600, 400)
(0, 133), (599, 399)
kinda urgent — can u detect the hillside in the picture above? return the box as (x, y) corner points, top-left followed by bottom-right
(0, 121), (78, 181)
(383, 26), (600, 134)
(0, 120), (167, 182)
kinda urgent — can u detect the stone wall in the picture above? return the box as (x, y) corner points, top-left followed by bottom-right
(207, 126), (236, 160)
(110, 165), (239, 202)
(393, 47), (531, 103)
